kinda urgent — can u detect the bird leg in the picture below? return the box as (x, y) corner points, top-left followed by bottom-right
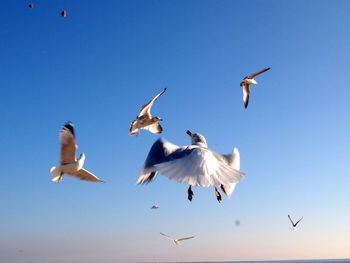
(187, 185), (194, 202)
(215, 187), (222, 203)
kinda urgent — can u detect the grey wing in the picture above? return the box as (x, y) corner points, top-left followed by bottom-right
(160, 232), (174, 240)
(295, 217), (303, 226)
(177, 236), (195, 242)
(72, 168), (104, 182)
(248, 67), (270, 79)
(138, 87), (167, 117)
(60, 122), (77, 164)
(136, 138), (179, 184)
(242, 84), (250, 109)
(288, 214), (295, 225)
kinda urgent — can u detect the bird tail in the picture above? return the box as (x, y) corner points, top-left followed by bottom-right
(222, 148), (240, 197)
(50, 166), (63, 183)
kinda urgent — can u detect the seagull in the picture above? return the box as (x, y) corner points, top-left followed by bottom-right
(151, 204), (159, 209)
(61, 10), (67, 17)
(288, 214), (303, 230)
(220, 147), (241, 198)
(160, 232), (195, 245)
(50, 122), (104, 183)
(240, 67), (270, 108)
(136, 130), (246, 202)
(129, 87), (166, 136)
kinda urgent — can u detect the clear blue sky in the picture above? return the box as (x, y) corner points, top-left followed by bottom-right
(1, 1), (350, 262)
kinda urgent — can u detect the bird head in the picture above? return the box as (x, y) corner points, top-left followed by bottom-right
(153, 116), (162, 122)
(186, 130), (208, 147)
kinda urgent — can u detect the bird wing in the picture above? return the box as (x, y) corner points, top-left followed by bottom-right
(137, 138), (180, 184)
(142, 122), (163, 134)
(154, 147), (245, 187)
(138, 87), (167, 117)
(129, 119), (139, 136)
(220, 148), (241, 197)
(71, 168), (104, 182)
(295, 217), (303, 226)
(60, 122), (77, 165)
(248, 67), (270, 79)
(242, 84), (250, 109)
(288, 214), (295, 225)
(178, 236), (195, 242)
(160, 232), (175, 241)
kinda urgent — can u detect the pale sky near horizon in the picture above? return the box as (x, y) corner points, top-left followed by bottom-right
(1, 1), (350, 262)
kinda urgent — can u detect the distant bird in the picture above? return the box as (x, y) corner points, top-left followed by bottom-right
(160, 232), (195, 245)
(136, 130), (246, 203)
(28, 3), (34, 9)
(234, 219), (240, 226)
(50, 122), (104, 183)
(288, 214), (303, 230)
(240, 67), (270, 108)
(130, 87), (167, 136)
(151, 204), (159, 209)
(61, 10), (67, 17)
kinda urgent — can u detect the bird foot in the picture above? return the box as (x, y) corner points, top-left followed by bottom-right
(215, 187), (222, 203)
(187, 186), (194, 202)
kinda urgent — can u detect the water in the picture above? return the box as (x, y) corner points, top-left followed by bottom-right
(173, 260), (350, 263)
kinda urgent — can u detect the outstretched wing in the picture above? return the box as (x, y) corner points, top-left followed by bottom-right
(242, 84), (250, 109)
(154, 147), (245, 187)
(178, 236), (195, 242)
(138, 87), (167, 117)
(160, 232), (174, 241)
(288, 214), (295, 225)
(71, 168), (104, 182)
(137, 138), (180, 184)
(295, 217), (303, 226)
(248, 67), (270, 79)
(60, 122), (77, 165)
(221, 147), (241, 197)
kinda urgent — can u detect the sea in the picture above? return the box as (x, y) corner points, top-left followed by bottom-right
(151, 260), (350, 263)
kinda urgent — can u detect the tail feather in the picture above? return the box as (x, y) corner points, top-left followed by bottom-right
(50, 166), (64, 183)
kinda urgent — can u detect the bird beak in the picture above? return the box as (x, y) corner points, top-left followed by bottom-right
(186, 130), (192, 136)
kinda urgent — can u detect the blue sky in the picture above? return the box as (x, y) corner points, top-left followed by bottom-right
(1, 0), (350, 262)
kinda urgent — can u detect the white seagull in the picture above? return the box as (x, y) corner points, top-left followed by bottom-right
(151, 204), (159, 209)
(160, 232), (195, 245)
(50, 122), (104, 183)
(136, 130), (246, 202)
(129, 87), (167, 136)
(240, 67), (270, 109)
(288, 214), (303, 230)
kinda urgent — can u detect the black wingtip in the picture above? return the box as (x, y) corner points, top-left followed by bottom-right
(63, 121), (75, 136)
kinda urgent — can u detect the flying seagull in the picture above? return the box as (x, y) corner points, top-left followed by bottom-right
(160, 232), (195, 245)
(240, 67), (270, 108)
(136, 130), (246, 203)
(61, 10), (67, 17)
(50, 122), (104, 183)
(151, 204), (159, 209)
(288, 214), (303, 230)
(129, 87), (167, 136)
